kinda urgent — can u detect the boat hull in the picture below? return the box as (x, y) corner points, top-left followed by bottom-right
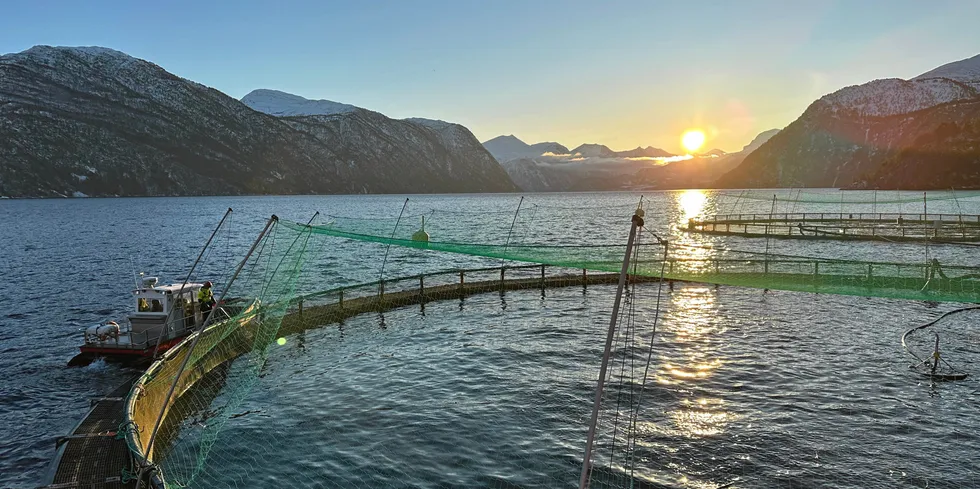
(68, 336), (188, 367)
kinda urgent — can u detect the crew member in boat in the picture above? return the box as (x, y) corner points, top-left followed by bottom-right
(199, 281), (216, 318)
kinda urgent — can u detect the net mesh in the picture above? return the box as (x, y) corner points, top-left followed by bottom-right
(123, 192), (980, 489)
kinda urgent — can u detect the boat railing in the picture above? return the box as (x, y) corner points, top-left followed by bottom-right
(92, 309), (221, 349)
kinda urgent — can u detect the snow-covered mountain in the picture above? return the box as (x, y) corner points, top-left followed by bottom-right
(914, 53), (980, 89)
(718, 53), (980, 189)
(241, 89), (357, 116)
(815, 77), (977, 118)
(530, 142), (569, 155)
(570, 143), (616, 158)
(0, 46), (516, 197)
(483, 135), (532, 162)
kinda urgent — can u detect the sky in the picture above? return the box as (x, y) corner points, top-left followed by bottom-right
(2, 0), (980, 154)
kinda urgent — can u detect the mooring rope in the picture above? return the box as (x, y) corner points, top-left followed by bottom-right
(901, 306), (980, 364)
(626, 240), (669, 482)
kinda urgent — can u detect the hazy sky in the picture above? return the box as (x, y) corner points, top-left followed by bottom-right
(2, 0), (979, 153)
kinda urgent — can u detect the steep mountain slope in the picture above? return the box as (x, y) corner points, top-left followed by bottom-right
(0, 46), (516, 197)
(853, 100), (980, 188)
(241, 95), (516, 193)
(0, 46), (348, 197)
(718, 54), (980, 189)
(268, 112), (515, 193)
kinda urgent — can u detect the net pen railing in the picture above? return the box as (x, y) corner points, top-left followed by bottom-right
(695, 212), (980, 225)
(123, 262), (632, 488)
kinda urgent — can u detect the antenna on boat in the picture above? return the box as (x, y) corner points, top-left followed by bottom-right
(130, 257), (141, 290)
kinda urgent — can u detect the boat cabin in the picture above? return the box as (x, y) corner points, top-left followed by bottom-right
(77, 276), (211, 361)
(129, 278), (207, 342)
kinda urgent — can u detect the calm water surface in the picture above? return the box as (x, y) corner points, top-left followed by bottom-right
(1, 191), (979, 488)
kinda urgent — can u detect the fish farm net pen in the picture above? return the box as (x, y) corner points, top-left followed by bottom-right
(118, 196), (980, 489)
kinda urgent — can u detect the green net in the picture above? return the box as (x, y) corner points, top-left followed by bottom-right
(123, 192), (980, 489)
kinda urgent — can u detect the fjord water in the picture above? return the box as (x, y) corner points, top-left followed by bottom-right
(1, 191), (979, 488)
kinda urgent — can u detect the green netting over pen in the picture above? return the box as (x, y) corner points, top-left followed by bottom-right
(280, 216), (980, 304)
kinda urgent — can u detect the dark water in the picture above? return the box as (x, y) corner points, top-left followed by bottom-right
(169, 284), (980, 489)
(1, 191), (979, 488)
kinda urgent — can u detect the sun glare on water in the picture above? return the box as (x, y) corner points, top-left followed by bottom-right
(681, 130), (706, 154)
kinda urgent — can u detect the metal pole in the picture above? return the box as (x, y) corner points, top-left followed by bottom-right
(764, 195), (776, 273)
(378, 199), (410, 296)
(578, 210), (644, 489)
(500, 196), (524, 266)
(152, 208), (233, 359)
(144, 214), (278, 461)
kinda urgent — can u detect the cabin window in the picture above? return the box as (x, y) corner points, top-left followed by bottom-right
(138, 298), (150, 312)
(151, 299), (164, 312)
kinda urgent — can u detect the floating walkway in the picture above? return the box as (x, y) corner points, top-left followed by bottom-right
(684, 212), (980, 242)
(39, 378), (138, 489)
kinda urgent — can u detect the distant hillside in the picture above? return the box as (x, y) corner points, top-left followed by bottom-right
(0, 48), (516, 197)
(530, 142), (569, 155)
(495, 129), (775, 192)
(741, 129), (779, 153)
(571, 143), (616, 158)
(615, 146), (675, 158)
(718, 53), (980, 189)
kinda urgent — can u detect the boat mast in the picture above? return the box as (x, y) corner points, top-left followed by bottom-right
(578, 207), (644, 489)
(143, 214), (279, 462)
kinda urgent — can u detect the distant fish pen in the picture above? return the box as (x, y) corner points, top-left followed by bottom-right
(684, 212), (980, 242)
(690, 189), (980, 243)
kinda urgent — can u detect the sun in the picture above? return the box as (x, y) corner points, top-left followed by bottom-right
(681, 130), (706, 154)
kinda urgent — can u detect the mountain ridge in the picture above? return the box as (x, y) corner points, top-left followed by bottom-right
(718, 52), (980, 189)
(0, 45), (517, 197)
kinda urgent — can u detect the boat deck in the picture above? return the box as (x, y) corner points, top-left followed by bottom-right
(39, 378), (138, 489)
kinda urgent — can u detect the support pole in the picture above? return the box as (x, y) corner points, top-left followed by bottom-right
(144, 215), (278, 462)
(378, 199), (409, 297)
(152, 208), (233, 359)
(578, 210), (644, 489)
(500, 196), (524, 267)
